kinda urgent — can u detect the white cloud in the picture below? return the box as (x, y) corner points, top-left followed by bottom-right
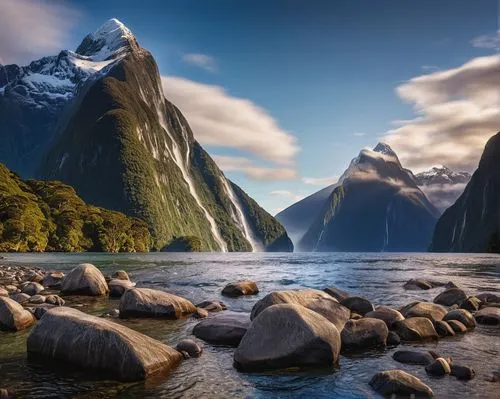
(213, 155), (297, 181)
(301, 175), (338, 186)
(270, 190), (304, 201)
(182, 53), (218, 73)
(353, 132), (366, 137)
(471, 31), (500, 50)
(0, 0), (79, 65)
(162, 76), (300, 178)
(385, 54), (500, 172)
(419, 183), (468, 213)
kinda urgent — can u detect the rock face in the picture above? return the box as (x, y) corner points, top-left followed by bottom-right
(192, 312), (251, 346)
(27, 307), (182, 381)
(431, 132), (500, 252)
(0, 296), (35, 331)
(31, 20), (291, 253)
(251, 289), (350, 330)
(401, 301), (447, 321)
(339, 296), (374, 316)
(119, 288), (196, 318)
(433, 288), (467, 306)
(340, 318), (388, 350)
(365, 306), (404, 329)
(393, 317), (438, 341)
(474, 307), (500, 325)
(369, 370), (434, 398)
(221, 281), (259, 297)
(61, 264), (109, 296)
(296, 143), (439, 251)
(234, 304), (341, 371)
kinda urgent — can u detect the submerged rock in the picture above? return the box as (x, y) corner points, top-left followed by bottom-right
(365, 306), (404, 329)
(251, 289), (350, 330)
(403, 279), (433, 290)
(340, 318), (388, 350)
(119, 288), (196, 319)
(195, 300), (227, 312)
(193, 311), (251, 346)
(369, 370), (433, 398)
(401, 301), (447, 321)
(234, 304), (341, 371)
(425, 358), (451, 376)
(392, 350), (434, 365)
(474, 307), (500, 325)
(27, 307), (182, 381)
(434, 288), (467, 306)
(393, 317), (438, 341)
(451, 364), (476, 380)
(61, 264), (108, 296)
(176, 339), (203, 358)
(222, 281), (259, 297)
(443, 309), (476, 330)
(0, 296), (35, 331)
(340, 296), (375, 316)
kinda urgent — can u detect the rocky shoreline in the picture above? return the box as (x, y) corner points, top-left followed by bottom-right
(0, 264), (499, 398)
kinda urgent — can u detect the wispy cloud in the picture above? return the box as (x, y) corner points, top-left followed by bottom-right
(182, 53), (218, 73)
(419, 183), (468, 213)
(352, 132), (366, 137)
(0, 0), (79, 65)
(213, 155), (297, 181)
(301, 175), (338, 186)
(471, 31), (500, 50)
(162, 76), (300, 181)
(385, 54), (500, 172)
(270, 190), (304, 201)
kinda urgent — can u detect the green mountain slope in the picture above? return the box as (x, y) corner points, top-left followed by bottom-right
(0, 163), (151, 252)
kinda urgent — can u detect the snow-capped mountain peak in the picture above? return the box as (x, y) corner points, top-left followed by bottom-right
(414, 165), (471, 185)
(76, 18), (139, 62)
(373, 142), (397, 157)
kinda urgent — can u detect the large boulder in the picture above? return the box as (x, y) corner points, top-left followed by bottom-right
(61, 264), (108, 296)
(393, 317), (438, 341)
(443, 309), (476, 330)
(193, 311), (251, 346)
(401, 301), (447, 321)
(0, 296), (35, 331)
(323, 286), (350, 301)
(251, 289), (350, 330)
(392, 350), (434, 365)
(119, 288), (196, 319)
(234, 304), (341, 371)
(434, 288), (467, 306)
(108, 279), (136, 298)
(340, 296), (375, 316)
(365, 306), (404, 329)
(340, 318), (388, 350)
(27, 307), (182, 381)
(221, 281), (259, 297)
(369, 370), (433, 398)
(474, 307), (500, 325)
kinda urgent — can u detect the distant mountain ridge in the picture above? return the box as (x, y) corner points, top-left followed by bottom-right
(0, 19), (292, 252)
(413, 165), (471, 186)
(278, 143), (439, 251)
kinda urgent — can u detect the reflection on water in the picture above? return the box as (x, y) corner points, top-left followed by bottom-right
(0, 252), (499, 398)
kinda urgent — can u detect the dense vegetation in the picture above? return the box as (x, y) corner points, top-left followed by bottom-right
(0, 163), (151, 252)
(162, 236), (203, 252)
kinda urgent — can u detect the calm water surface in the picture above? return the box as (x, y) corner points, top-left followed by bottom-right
(0, 252), (499, 398)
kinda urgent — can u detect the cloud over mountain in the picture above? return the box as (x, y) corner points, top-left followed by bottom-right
(386, 54), (500, 172)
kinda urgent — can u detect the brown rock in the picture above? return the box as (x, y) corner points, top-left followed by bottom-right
(401, 301), (447, 321)
(61, 264), (108, 296)
(341, 318), (388, 350)
(369, 370), (433, 398)
(393, 317), (438, 341)
(0, 296), (35, 331)
(365, 306), (404, 329)
(434, 288), (467, 306)
(221, 281), (259, 297)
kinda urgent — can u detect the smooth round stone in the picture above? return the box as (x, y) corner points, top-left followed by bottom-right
(393, 317), (438, 341)
(401, 301), (447, 321)
(323, 286), (350, 301)
(45, 295), (65, 306)
(392, 350), (434, 365)
(369, 370), (433, 398)
(447, 319), (467, 333)
(340, 296), (375, 316)
(443, 309), (476, 330)
(193, 312), (251, 346)
(194, 308), (209, 318)
(425, 358), (451, 376)
(195, 300), (227, 312)
(221, 281), (259, 297)
(9, 293), (30, 304)
(340, 318), (388, 350)
(61, 264), (109, 296)
(475, 293), (500, 303)
(433, 320), (455, 337)
(461, 296), (482, 312)
(403, 279), (433, 290)
(474, 307), (500, 325)
(112, 270), (130, 281)
(365, 306), (404, 329)
(29, 294), (46, 304)
(108, 279), (135, 298)
(386, 331), (400, 346)
(42, 272), (65, 288)
(434, 288), (467, 306)
(451, 364), (476, 380)
(176, 339), (203, 358)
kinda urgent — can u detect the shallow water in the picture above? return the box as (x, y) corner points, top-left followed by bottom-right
(0, 252), (499, 398)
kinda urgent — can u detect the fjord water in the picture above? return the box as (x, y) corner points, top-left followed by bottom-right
(0, 253), (498, 398)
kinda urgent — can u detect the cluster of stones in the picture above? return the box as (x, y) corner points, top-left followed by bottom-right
(1, 266), (498, 397)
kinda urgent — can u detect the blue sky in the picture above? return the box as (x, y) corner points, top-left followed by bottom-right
(1, 0), (499, 214)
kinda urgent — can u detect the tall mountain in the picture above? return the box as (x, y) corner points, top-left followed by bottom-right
(288, 143), (439, 251)
(413, 165), (471, 186)
(431, 132), (500, 252)
(2, 19), (292, 252)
